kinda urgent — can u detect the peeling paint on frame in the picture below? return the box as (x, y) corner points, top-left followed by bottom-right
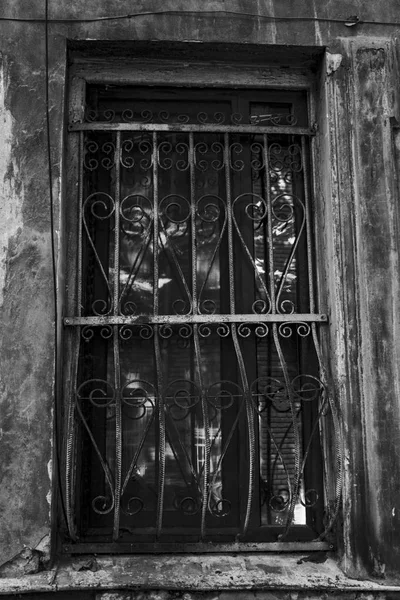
(0, 53), (23, 308)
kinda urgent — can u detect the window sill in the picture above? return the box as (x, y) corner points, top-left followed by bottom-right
(0, 554), (400, 595)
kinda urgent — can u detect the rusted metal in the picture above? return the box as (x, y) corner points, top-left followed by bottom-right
(64, 314), (328, 326)
(69, 121), (315, 136)
(64, 98), (338, 549)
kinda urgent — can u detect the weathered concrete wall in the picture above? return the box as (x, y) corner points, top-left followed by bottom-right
(1, 0), (400, 593)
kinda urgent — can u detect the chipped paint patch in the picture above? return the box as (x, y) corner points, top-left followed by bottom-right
(0, 54), (23, 308)
(326, 52), (343, 75)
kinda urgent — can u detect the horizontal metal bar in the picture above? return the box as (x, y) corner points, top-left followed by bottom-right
(64, 313), (328, 326)
(63, 540), (331, 554)
(69, 121), (314, 136)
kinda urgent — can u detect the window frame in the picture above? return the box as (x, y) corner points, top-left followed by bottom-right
(61, 49), (338, 555)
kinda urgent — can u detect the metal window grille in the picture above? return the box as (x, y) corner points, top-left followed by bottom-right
(63, 89), (341, 552)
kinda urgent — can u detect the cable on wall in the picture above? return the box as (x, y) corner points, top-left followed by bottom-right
(44, 0), (68, 531)
(0, 11), (385, 27)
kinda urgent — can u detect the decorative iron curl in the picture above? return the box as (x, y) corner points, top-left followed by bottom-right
(92, 495), (114, 515)
(250, 142), (265, 171)
(76, 378), (116, 408)
(251, 377), (289, 413)
(121, 109), (134, 123)
(120, 194), (153, 229)
(178, 496), (201, 516)
(83, 192), (115, 221)
(255, 322), (269, 337)
(301, 489), (319, 508)
(270, 490), (290, 513)
(198, 323), (212, 338)
(195, 141), (209, 172)
(85, 109), (97, 123)
(100, 141), (116, 170)
(178, 324), (193, 339)
(84, 140), (99, 170)
(216, 323), (230, 338)
(119, 325), (133, 340)
(196, 194), (225, 225)
(82, 326), (94, 342)
(172, 299), (190, 315)
(99, 325), (113, 339)
(103, 109), (115, 123)
(176, 142), (189, 171)
(158, 110), (170, 123)
(252, 299), (269, 314)
(269, 143), (286, 172)
(120, 138), (135, 168)
(159, 324), (173, 338)
(278, 299), (295, 315)
(211, 142), (224, 171)
(125, 497), (144, 516)
(207, 380), (243, 411)
(232, 193), (267, 222)
(139, 324), (154, 339)
(213, 112), (226, 124)
(296, 322), (311, 337)
(165, 379), (201, 420)
(287, 144), (303, 172)
(177, 114), (190, 124)
(121, 301), (137, 316)
(231, 113), (243, 124)
(159, 194), (191, 224)
(200, 299), (217, 314)
(138, 139), (153, 171)
(122, 379), (156, 414)
(278, 322), (293, 338)
(91, 299), (112, 317)
(140, 110), (153, 123)
(197, 112), (208, 124)
(157, 141), (173, 170)
(291, 374), (324, 403)
(237, 323), (251, 338)
(229, 142), (244, 171)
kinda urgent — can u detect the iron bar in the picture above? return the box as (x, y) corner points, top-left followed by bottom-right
(224, 133), (236, 315)
(77, 132), (84, 317)
(152, 131), (166, 539)
(113, 132), (122, 541)
(302, 135), (316, 313)
(64, 313), (328, 326)
(69, 122), (315, 136)
(263, 133), (276, 314)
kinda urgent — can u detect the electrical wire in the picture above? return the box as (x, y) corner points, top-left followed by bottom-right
(0, 10), (393, 27)
(45, 0), (68, 531)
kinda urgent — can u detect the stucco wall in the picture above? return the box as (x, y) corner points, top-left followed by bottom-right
(1, 0), (400, 594)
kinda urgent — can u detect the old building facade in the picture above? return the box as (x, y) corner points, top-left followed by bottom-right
(1, 1), (400, 598)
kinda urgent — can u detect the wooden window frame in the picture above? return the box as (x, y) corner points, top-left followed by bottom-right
(61, 47), (340, 555)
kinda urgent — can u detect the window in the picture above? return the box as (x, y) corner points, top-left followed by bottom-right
(63, 77), (339, 552)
